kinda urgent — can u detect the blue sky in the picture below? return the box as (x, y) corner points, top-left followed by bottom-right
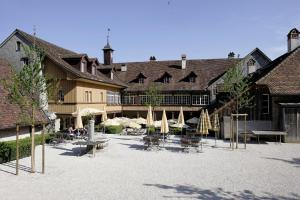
(1, 0), (300, 62)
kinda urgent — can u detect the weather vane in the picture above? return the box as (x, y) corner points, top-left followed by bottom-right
(107, 28), (110, 44)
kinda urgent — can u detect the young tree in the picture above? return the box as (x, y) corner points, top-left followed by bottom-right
(3, 45), (58, 172)
(223, 63), (254, 147)
(144, 83), (162, 120)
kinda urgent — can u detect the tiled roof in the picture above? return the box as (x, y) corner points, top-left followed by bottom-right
(101, 58), (240, 92)
(0, 59), (48, 130)
(256, 47), (300, 95)
(15, 29), (126, 88)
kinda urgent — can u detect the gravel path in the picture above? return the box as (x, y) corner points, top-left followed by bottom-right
(0, 134), (299, 200)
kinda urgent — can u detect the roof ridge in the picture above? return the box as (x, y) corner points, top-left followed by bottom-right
(112, 58), (240, 65)
(16, 29), (78, 55)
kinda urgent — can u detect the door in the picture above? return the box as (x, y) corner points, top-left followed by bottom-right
(284, 108), (300, 142)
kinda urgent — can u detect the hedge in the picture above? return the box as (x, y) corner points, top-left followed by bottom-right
(170, 127), (184, 135)
(105, 125), (123, 134)
(0, 133), (51, 164)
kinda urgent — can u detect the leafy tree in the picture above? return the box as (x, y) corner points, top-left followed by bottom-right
(3, 44), (58, 172)
(144, 83), (162, 120)
(223, 62), (254, 113)
(223, 62), (254, 147)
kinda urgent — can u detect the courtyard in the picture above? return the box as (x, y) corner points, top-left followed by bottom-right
(0, 135), (299, 200)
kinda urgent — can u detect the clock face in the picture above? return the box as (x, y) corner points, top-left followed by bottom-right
(292, 34), (298, 39)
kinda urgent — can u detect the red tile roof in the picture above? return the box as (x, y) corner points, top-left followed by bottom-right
(15, 29), (126, 88)
(102, 58), (240, 92)
(256, 47), (300, 95)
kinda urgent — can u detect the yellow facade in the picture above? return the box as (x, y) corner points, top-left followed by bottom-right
(45, 58), (123, 116)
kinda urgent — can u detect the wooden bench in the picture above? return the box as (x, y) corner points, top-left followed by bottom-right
(251, 131), (287, 143)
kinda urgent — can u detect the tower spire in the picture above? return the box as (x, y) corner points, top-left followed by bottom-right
(107, 28), (110, 45)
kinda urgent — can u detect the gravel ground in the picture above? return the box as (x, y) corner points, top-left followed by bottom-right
(0, 134), (299, 200)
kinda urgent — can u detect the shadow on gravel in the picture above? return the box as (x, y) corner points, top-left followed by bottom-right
(0, 162), (32, 175)
(264, 157), (300, 168)
(143, 183), (300, 200)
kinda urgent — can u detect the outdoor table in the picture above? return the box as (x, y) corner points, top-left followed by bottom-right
(251, 131), (287, 143)
(143, 135), (161, 147)
(180, 136), (201, 148)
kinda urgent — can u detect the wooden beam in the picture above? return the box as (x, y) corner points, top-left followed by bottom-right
(31, 125), (35, 173)
(42, 124), (45, 174)
(16, 124), (19, 176)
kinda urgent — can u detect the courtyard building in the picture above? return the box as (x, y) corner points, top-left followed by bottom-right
(0, 29), (126, 131)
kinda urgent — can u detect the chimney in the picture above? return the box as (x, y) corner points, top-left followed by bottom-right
(110, 70), (114, 80)
(287, 28), (300, 52)
(228, 52), (235, 59)
(181, 54), (186, 69)
(149, 56), (156, 61)
(121, 64), (127, 72)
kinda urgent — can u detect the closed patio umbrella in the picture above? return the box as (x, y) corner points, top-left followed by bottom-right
(212, 112), (220, 147)
(178, 106), (185, 135)
(197, 109), (210, 137)
(205, 109), (212, 130)
(75, 108), (83, 129)
(146, 106), (154, 135)
(197, 109), (210, 151)
(101, 107), (108, 134)
(160, 109), (169, 144)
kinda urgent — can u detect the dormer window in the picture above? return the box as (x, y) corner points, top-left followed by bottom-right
(138, 77), (144, 84)
(163, 76), (171, 83)
(180, 71), (197, 83)
(80, 61), (86, 72)
(16, 41), (21, 51)
(189, 76), (195, 83)
(130, 72), (147, 84)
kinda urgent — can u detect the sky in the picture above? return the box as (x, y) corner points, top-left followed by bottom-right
(1, 0), (300, 63)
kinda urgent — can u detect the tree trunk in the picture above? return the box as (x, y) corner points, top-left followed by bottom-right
(236, 98), (239, 149)
(31, 107), (35, 173)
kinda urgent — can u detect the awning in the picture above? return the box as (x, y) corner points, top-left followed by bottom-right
(72, 108), (104, 117)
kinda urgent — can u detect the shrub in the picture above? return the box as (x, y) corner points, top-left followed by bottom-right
(0, 133), (50, 164)
(171, 127), (183, 135)
(105, 125), (123, 134)
(147, 127), (156, 135)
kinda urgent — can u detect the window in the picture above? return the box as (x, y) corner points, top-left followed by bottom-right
(247, 59), (256, 66)
(84, 91), (89, 102)
(173, 95), (190, 105)
(100, 92), (103, 103)
(107, 91), (121, 104)
(81, 62), (86, 72)
(163, 76), (171, 83)
(262, 94), (269, 114)
(189, 76), (196, 83)
(122, 95), (135, 104)
(201, 95), (209, 105)
(16, 41), (21, 51)
(89, 91), (92, 102)
(192, 95), (209, 105)
(21, 57), (29, 67)
(247, 59), (256, 74)
(138, 77), (144, 84)
(58, 90), (64, 102)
